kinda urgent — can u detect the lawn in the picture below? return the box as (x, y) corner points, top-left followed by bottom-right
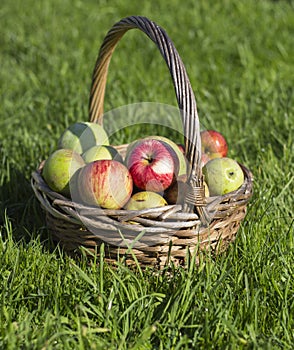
(0, 0), (293, 349)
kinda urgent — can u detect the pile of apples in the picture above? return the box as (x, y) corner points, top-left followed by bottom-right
(42, 122), (244, 211)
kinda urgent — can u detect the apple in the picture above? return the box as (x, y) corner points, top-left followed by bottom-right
(200, 130), (228, 158)
(143, 136), (187, 176)
(77, 159), (133, 209)
(163, 174), (189, 204)
(126, 138), (179, 193)
(202, 157), (244, 196)
(177, 143), (185, 154)
(201, 152), (222, 168)
(58, 122), (109, 154)
(164, 174), (210, 204)
(125, 136), (187, 177)
(204, 181), (210, 197)
(42, 149), (85, 196)
(82, 145), (123, 163)
(125, 191), (167, 210)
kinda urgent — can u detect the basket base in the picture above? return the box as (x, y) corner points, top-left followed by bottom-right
(45, 205), (246, 269)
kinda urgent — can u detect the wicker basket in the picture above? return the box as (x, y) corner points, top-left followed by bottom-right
(31, 16), (253, 268)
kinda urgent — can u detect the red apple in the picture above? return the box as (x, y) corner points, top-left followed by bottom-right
(200, 130), (228, 157)
(144, 136), (187, 176)
(177, 143), (185, 154)
(126, 139), (179, 193)
(163, 174), (188, 204)
(201, 152), (222, 168)
(77, 159), (133, 209)
(164, 174), (210, 204)
(126, 136), (187, 177)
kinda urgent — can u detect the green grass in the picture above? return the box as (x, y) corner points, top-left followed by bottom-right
(1, 0), (293, 348)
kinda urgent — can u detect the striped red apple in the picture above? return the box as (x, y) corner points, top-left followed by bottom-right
(126, 139), (179, 193)
(77, 159), (133, 209)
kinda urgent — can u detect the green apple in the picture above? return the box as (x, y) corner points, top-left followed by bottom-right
(82, 145), (123, 163)
(58, 122), (109, 154)
(125, 191), (167, 210)
(42, 149), (85, 196)
(202, 157), (244, 196)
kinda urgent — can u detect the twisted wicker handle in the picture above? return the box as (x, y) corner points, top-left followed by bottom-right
(89, 16), (209, 223)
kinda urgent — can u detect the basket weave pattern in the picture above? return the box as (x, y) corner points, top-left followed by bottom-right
(31, 16), (253, 267)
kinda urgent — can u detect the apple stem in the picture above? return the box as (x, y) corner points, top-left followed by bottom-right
(143, 156), (153, 163)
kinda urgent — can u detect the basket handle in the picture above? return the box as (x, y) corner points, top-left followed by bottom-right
(88, 16), (210, 223)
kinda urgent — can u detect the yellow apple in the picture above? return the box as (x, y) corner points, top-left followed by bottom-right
(125, 191), (167, 210)
(82, 145), (123, 163)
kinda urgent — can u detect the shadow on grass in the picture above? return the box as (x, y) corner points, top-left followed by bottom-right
(0, 163), (56, 252)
